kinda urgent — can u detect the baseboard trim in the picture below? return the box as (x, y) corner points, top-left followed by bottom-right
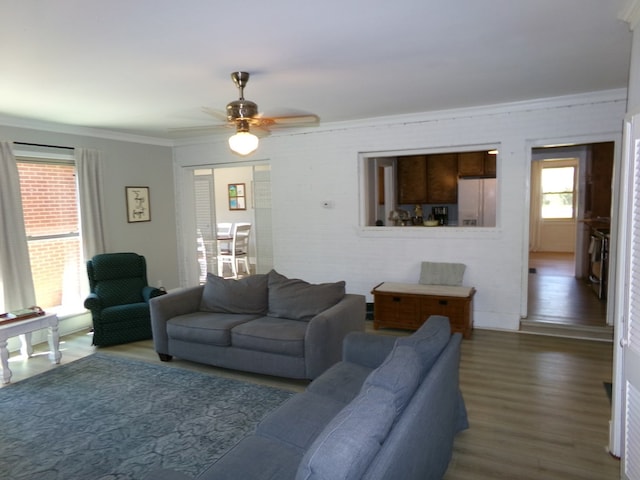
(520, 319), (613, 342)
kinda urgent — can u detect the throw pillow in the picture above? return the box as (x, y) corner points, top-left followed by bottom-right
(199, 273), (268, 314)
(396, 315), (451, 376)
(297, 386), (397, 480)
(267, 270), (345, 321)
(419, 261), (466, 286)
(362, 344), (422, 413)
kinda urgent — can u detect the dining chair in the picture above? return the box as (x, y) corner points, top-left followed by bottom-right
(217, 223), (252, 278)
(216, 222), (233, 237)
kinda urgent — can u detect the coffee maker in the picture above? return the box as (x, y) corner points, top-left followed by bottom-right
(432, 206), (448, 225)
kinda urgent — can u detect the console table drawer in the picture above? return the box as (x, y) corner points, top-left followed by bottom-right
(374, 294), (421, 329)
(420, 297), (466, 325)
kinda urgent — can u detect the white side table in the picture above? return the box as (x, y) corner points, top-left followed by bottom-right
(0, 313), (61, 384)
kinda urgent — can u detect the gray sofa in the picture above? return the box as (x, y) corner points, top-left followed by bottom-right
(150, 270), (366, 379)
(146, 315), (468, 480)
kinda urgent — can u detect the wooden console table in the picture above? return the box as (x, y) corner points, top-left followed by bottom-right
(0, 313), (61, 384)
(371, 282), (476, 338)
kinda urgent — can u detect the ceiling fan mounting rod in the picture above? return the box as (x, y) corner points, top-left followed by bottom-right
(231, 71), (250, 100)
(227, 71), (259, 122)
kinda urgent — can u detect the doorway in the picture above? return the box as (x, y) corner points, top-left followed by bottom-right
(189, 163), (273, 285)
(524, 142), (613, 333)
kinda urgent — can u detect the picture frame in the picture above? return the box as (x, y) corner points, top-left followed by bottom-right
(126, 186), (151, 222)
(228, 183), (246, 210)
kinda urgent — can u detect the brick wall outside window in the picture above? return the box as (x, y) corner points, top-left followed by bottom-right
(17, 162), (83, 310)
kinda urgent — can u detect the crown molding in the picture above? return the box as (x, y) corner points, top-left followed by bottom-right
(0, 114), (173, 147)
(1, 88), (628, 148)
(620, 0), (640, 30)
(295, 88), (628, 134)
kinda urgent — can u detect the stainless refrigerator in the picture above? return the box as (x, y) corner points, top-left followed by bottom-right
(457, 178), (497, 227)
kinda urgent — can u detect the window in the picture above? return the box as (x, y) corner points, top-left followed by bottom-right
(16, 158), (84, 315)
(541, 165), (575, 219)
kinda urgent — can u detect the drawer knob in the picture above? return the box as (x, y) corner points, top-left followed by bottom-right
(393, 297), (401, 302)
(439, 300), (448, 305)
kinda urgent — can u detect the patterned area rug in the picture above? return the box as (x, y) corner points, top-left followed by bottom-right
(0, 353), (294, 480)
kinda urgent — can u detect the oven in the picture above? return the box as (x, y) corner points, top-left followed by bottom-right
(588, 229), (609, 300)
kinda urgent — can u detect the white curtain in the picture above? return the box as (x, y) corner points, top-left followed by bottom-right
(0, 142), (36, 312)
(76, 148), (106, 261)
(529, 160), (543, 252)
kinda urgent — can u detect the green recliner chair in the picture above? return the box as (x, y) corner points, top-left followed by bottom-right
(84, 252), (164, 346)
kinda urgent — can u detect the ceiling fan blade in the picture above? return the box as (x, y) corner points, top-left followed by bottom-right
(249, 125), (271, 138)
(270, 114), (320, 126)
(201, 107), (229, 123)
(257, 109), (320, 127)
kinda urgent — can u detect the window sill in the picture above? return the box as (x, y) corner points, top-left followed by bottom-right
(358, 225), (501, 239)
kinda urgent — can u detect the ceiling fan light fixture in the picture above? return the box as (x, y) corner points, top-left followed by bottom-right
(229, 130), (259, 156)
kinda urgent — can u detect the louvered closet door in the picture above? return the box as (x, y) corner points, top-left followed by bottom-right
(623, 112), (640, 480)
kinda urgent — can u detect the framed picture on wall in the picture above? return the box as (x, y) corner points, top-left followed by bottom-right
(126, 186), (151, 222)
(228, 183), (246, 210)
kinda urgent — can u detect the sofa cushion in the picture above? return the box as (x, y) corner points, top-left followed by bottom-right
(296, 386), (398, 480)
(396, 315), (451, 374)
(267, 270), (345, 321)
(257, 392), (347, 451)
(100, 302), (150, 324)
(231, 316), (308, 356)
(306, 362), (373, 404)
(167, 312), (259, 346)
(361, 344), (423, 413)
(95, 278), (146, 307)
(198, 434), (304, 480)
(199, 273), (268, 314)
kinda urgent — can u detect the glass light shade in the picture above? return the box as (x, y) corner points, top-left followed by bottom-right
(228, 131), (259, 156)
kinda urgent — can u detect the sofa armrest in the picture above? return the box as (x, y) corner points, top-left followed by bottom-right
(149, 285), (204, 355)
(342, 332), (397, 369)
(304, 293), (366, 379)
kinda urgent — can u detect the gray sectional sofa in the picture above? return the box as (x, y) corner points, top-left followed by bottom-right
(150, 270), (366, 379)
(145, 315), (468, 480)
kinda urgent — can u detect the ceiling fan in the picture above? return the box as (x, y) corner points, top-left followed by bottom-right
(204, 71), (320, 156)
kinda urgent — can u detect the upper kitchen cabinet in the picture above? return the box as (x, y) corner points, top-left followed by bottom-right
(585, 142), (614, 220)
(426, 153), (458, 204)
(457, 151), (497, 177)
(397, 155), (428, 204)
(397, 154), (459, 204)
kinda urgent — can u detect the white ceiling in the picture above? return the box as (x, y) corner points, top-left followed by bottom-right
(0, 0), (633, 139)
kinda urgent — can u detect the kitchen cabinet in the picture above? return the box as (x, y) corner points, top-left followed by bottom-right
(457, 151), (497, 177)
(397, 155), (428, 204)
(585, 142), (613, 219)
(397, 152), (475, 205)
(426, 153), (458, 204)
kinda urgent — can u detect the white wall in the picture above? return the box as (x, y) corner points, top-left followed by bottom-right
(174, 91), (626, 332)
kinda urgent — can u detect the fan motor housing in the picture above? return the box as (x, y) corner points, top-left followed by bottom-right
(226, 99), (259, 122)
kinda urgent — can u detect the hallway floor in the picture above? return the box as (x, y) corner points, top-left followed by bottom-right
(527, 252), (607, 327)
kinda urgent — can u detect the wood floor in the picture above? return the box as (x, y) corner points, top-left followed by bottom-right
(1, 326), (620, 479)
(526, 252), (608, 328)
